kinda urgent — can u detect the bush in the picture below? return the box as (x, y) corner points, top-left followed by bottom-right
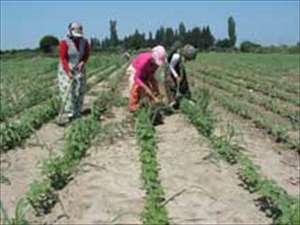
(240, 41), (261, 53)
(215, 38), (232, 49)
(39, 35), (59, 53)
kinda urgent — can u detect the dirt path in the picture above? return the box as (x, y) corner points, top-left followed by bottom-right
(156, 113), (271, 224)
(212, 103), (300, 197)
(0, 67), (118, 217)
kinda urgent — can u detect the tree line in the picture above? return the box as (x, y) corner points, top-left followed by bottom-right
(92, 20), (216, 51)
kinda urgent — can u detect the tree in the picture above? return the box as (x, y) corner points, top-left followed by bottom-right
(178, 22), (186, 42)
(101, 37), (110, 50)
(202, 26), (215, 50)
(39, 35), (59, 53)
(109, 20), (119, 47)
(190, 27), (202, 48)
(240, 41), (261, 52)
(164, 27), (175, 47)
(228, 16), (237, 47)
(155, 26), (165, 45)
(215, 39), (231, 48)
(148, 32), (155, 47)
(90, 37), (101, 50)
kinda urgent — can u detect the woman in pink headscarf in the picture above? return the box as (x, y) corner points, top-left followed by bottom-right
(127, 45), (167, 112)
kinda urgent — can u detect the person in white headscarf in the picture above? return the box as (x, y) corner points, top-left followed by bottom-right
(57, 22), (90, 122)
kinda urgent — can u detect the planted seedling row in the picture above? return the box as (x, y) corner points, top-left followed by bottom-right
(0, 61), (125, 152)
(180, 90), (299, 225)
(135, 107), (169, 225)
(192, 68), (299, 128)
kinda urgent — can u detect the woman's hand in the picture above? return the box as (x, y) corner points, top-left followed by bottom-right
(67, 71), (73, 80)
(176, 76), (182, 84)
(77, 61), (85, 72)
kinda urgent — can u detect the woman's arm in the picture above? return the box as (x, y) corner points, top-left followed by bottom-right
(134, 67), (157, 101)
(59, 41), (73, 79)
(169, 53), (181, 82)
(77, 39), (90, 72)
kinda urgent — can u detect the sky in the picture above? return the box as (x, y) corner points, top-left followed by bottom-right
(1, 0), (299, 50)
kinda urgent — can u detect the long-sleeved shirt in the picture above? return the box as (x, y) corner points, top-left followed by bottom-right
(168, 53), (181, 79)
(132, 52), (158, 87)
(59, 38), (90, 73)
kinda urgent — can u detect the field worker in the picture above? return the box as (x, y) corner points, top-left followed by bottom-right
(164, 43), (197, 108)
(128, 45), (167, 112)
(58, 22), (90, 122)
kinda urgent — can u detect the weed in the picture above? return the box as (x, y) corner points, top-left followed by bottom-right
(0, 199), (29, 225)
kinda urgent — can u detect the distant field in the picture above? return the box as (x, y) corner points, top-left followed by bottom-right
(187, 53), (300, 150)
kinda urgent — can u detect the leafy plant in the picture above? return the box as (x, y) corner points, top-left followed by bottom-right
(180, 89), (215, 137)
(0, 97), (60, 152)
(41, 157), (73, 190)
(211, 136), (240, 164)
(26, 180), (58, 216)
(238, 157), (262, 192)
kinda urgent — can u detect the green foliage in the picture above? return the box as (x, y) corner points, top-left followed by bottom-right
(228, 16), (237, 47)
(215, 38), (232, 49)
(211, 136), (240, 164)
(240, 41), (262, 53)
(39, 35), (59, 53)
(238, 156), (299, 224)
(64, 117), (99, 161)
(239, 157), (262, 192)
(0, 199), (29, 225)
(0, 98), (60, 151)
(180, 89), (215, 137)
(135, 108), (169, 225)
(269, 125), (289, 143)
(0, 175), (11, 185)
(109, 20), (119, 47)
(41, 157), (73, 190)
(26, 180), (58, 215)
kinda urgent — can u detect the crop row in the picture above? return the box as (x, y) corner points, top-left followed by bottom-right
(210, 60), (300, 96)
(0, 62), (125, 152)
(135, 107), (169, 225)
(0, 57), (120, 122)
(212, 90), (299, 152)
(180, 90), (300, 225)
(26, 91), (111, 216)
(199, 53), (299, 95)
(191, 64), (300, 106)
(191, 68), (299, 128)
(189, 71), (299, 151)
